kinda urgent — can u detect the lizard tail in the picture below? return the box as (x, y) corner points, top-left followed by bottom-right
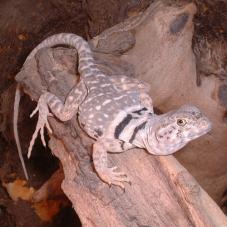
(13, 84), (29, 180)
(25, 33), (101, 79)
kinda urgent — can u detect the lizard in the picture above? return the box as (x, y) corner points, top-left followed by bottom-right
(14, 33), (212, 188)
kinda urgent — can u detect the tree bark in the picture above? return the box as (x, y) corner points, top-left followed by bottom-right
(15, 1), (227, 226)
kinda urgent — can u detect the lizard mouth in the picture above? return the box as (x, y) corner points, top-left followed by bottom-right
(188, 126), (212, 140)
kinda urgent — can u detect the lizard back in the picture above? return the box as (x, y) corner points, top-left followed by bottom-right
(79, 74), (152, 141)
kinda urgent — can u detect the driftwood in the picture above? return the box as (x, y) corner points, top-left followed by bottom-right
(15, 1), (227, 226)
(118, 1), (227, 205)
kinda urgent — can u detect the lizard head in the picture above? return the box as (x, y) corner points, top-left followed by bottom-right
(145, 105), (212, 155)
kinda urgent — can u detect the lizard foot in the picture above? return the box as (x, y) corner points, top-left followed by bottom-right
(28, 93), (53, 158)
(98, 166), (131, 190)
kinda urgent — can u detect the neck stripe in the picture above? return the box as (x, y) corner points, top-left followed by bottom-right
(114, 114), (133, 139)
(129, 121), (147, 143)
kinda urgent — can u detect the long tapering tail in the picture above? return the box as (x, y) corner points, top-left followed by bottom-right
(13, 84), (29, 180)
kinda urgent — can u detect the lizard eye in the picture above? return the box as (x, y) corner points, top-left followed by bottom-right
(177, 118), (187, 126)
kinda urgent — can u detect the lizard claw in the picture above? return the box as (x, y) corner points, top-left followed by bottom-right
(28, 93), (52, 158)
(98, 166), (130, 190)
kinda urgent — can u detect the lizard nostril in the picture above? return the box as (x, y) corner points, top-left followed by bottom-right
(200, 119), (212, 129)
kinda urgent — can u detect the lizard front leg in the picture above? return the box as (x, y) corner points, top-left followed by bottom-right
(28, 80), (87, 157)
(93, 138), (134, 189)
(139, 92), (154, 113)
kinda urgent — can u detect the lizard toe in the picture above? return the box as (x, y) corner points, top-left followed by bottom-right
(99, 167), (130, 189)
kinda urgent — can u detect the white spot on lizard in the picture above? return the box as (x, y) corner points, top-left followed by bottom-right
(89, 114), (94, 118)
(102, 100), (111, 105)
(114, 95), (125, 100)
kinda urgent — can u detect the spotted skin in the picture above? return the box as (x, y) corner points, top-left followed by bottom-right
(25, 33), (212, 189)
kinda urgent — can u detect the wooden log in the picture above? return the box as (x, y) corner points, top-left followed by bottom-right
(15, 1), (227, 226)
(119, 0), (227, 204)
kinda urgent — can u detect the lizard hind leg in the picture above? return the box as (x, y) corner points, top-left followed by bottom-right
(28, 80), (87, 158)
(27, 93), (53, 158)
(92, 138), (133, 189)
